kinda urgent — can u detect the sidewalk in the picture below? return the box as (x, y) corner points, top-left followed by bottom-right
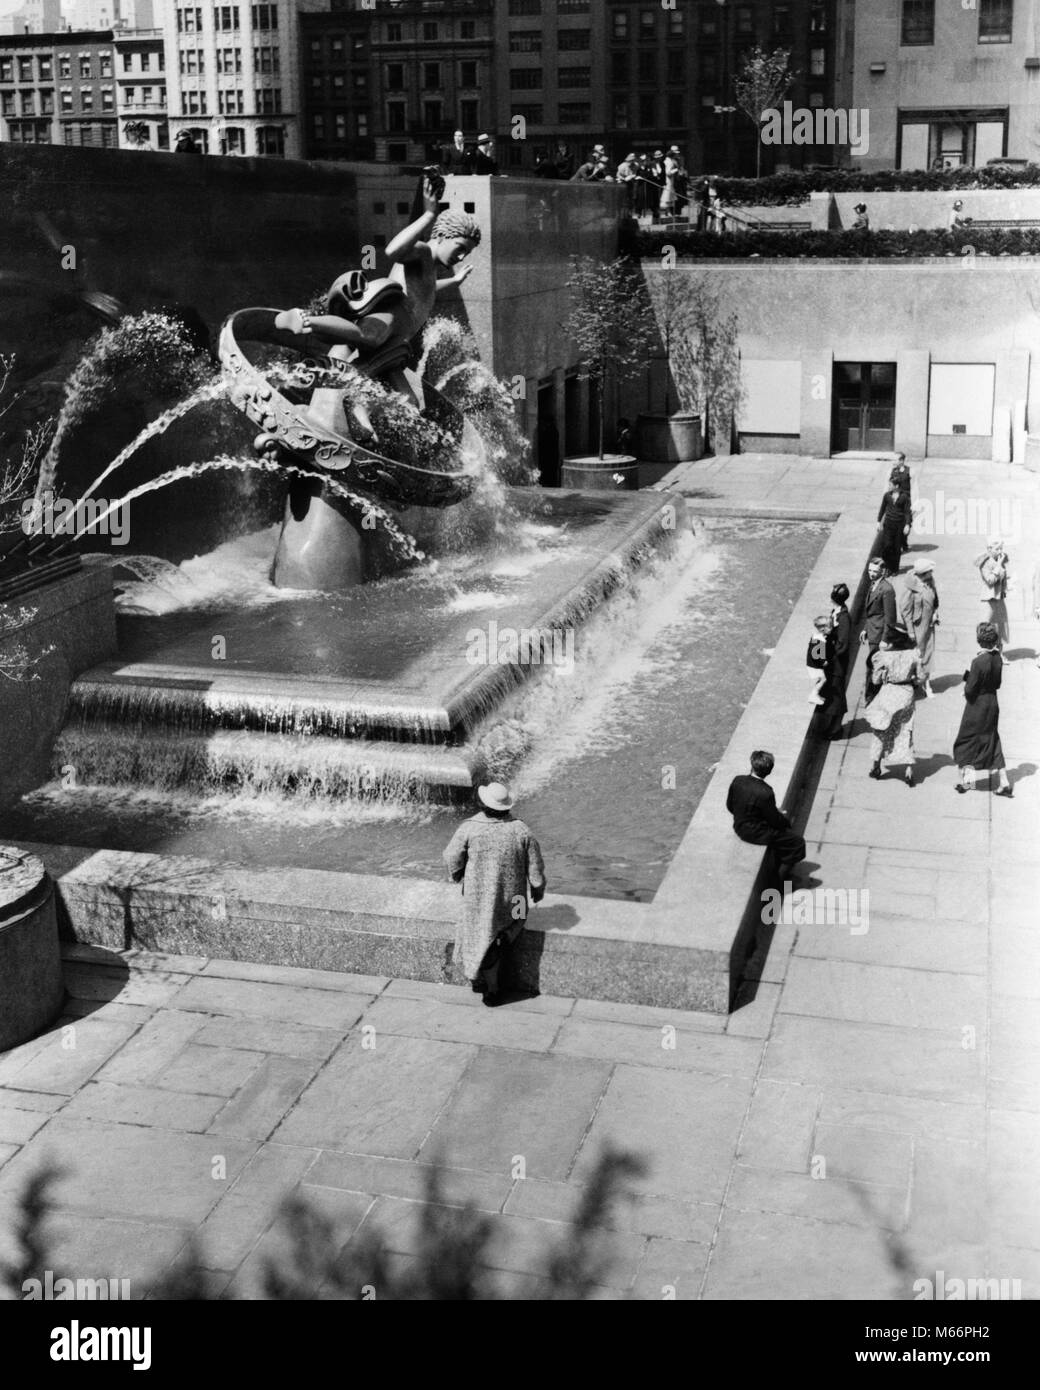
(0, 454), (1037, 1299)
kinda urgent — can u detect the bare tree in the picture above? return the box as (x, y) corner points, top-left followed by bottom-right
(734, 46), (797, 180)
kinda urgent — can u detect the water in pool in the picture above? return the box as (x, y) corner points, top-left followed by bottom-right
(3, 516), (829, 901)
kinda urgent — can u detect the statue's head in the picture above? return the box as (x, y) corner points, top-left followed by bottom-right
(430, 211), (482, 267)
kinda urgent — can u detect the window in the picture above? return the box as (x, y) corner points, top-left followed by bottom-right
(510, 69), (542, 89)
(668, 8), (683, 35)
(423, 62), (440, 90)
(613, 10), (629, 39)
(252, 5), (277, 32)
(512, 103), (543, 124)
(558, 67), (590, 88)
(387, 22), (402, 42)
(736, 5), (755, 36)
(808, 91), (824, 108)
(460, 20), (475, 38)
(667, 93), (684, 128)
(638, 51), (656, 83)
(809, 47), (825, 76)
(20, 91), (35, 115)
(121, 53), (132, 72)
(40, 89), (54, 113)
(255, 47), (279, 74)
(219, 89), (243, 114)
(773, 5), (791, 40)
(310, 74), (322, 93)
(460, 98), (477, 128)
(179, 50), (204, 75)
(810, 4), (827, 32)
(177, 7), (202, 34)
(255, 88), (282, 113)
(459, 59), (477, 86)
(216, 48), (242, 74)
(181, 90), (206, 114)
(639, 93), (655, 127)
(309, 38), (321, 58)
(0, 93), (13, 115)
(99, 53), (112, 78)
(335, 112), (346, 139)
(423, 22), (438, 41)
(313, 113), (325, 139)
(140, 53), (150, 72)
(558, 0), (589, 9)
(59, 56), (71, 78)
(978, 0), (1012, 43)
(79, 57), (92, 79)
(39, 56), (52, 79)
(80, 90), (93, 111)
(0, 58), (12, 82)
(558, 29), (590, 49)
(387, 101), (406, 132)
(256, 126), (284, 156)
(353, 72), (367, 93)
(509, 31), (541, 52)
(18, 57), (32, 81)
(667, 50), (684, 84)
(59, 88), (72, 111)
(101, 88), (114, 112)
(386, 63), (404, 89)
(423, 99), (441, 128)
(559, 101), (590, 123)
(613, 96), (629, 129)
(901, 0), (934, 46)
(699, 51), (718, 85)
(508, 0), (541, 13)
(612, 51), (629, 84)
(331, 38), (344, 59)
(222, 126), (245, 154)
(640, 8), (655, 37)
(356, 111), (368, 137)
(330, 72), (344, 90)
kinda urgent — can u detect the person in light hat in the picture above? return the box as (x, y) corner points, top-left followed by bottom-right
(900, 557), (940, 695)
(975, 536), (1010, 658)
(443, 782), (546, 1005)
(473, 133), (499, 175)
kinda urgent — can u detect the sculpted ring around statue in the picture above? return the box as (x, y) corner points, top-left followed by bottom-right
(218, 171), (483, 516)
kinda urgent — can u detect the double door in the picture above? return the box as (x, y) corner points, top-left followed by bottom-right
(832, 362), (896, 451)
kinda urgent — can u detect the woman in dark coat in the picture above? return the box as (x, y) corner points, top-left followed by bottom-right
(829, 582), (852, 686)
(954, 622), (1012, 796)
(875, 482), (912, 575)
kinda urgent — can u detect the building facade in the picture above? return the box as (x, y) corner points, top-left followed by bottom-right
(114, 27), (166, 149)
(842, 0), (1039, 171)
(155, 0), (323, 158)
(299, 0), (839, 176)
(0, 0), (61, 37)
(0, 30), (118, 147)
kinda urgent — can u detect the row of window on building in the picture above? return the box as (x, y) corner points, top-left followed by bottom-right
(177, 47), (280, 75)
(0, 50), (162, 81)
(175, 5), (278, 35)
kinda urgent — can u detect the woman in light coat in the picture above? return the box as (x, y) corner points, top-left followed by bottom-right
(976, 538), (1010, 655)
(900, 558), (939, 695)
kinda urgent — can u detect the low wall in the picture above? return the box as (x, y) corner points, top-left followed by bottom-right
(830, 188), (1040, 230)
(0, 560), (116, 810)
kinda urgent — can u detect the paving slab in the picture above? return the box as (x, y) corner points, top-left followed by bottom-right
(61, 1080), (226, 1133)
(571, 1065), (753, 1204)
(358, 994), (565, 1053)
(422, 1050), (612, 1181)
(552, 1017), (762, 1078)
(196, 1144), (320, 1272)
(736, 1080), (820, 1173)
(207, 1057), (325, 1141)
(271, 1033), (476, 1157)
(173, 975), (376, 1030)
(780, 957), (986, 1031)
(306, 1151), (512, 1213)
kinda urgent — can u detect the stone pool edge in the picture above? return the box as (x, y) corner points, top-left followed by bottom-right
(8, 500), (869, 1015)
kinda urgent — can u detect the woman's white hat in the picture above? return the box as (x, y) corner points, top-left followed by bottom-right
(478, 782), (514, 812)
(913, 558), (934, 574)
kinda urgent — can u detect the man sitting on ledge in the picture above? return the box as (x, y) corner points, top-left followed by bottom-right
(726, 750), (807, 884)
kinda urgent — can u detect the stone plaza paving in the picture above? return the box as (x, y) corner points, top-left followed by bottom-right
(0, 454), (1037, 1300)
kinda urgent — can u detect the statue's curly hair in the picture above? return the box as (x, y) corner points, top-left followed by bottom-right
(431, 211), (482, 246)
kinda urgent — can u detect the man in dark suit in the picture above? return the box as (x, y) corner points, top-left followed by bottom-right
(860, 556), (899, 705)
(442, 130), (474, 175)
(473, 133), (499, 175)
(726, 751), (806, 881)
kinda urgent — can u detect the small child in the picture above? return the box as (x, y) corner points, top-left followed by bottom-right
(806, 614), (831, 705)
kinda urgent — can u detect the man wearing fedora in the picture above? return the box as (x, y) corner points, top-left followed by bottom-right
(443, 782), (546, 1006)
(473, 133), (499, 176)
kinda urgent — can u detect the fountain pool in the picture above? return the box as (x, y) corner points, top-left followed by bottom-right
(1, 513), (830, 902)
